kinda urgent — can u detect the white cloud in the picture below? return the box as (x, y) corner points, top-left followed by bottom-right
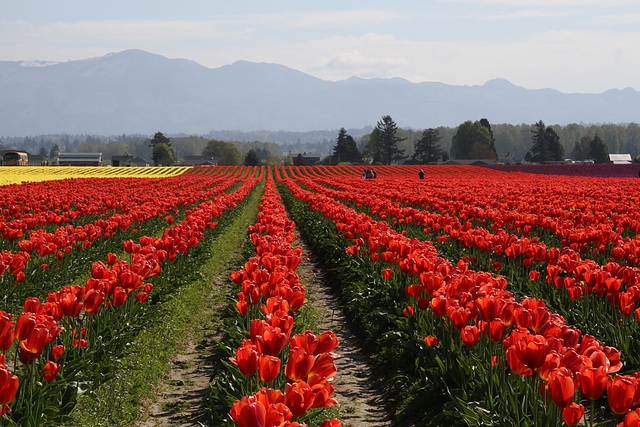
(441, 0), (637, 6)
(476, 9), (575, 20)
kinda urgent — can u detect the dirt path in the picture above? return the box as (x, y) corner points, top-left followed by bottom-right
(297, 243), (392, 427)
(137, 231), (391, 426)
(136, 277), (227, 427)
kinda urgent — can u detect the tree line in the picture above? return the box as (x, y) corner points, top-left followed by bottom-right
(2, 120), (639, 166)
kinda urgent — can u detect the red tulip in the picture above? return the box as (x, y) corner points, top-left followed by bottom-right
(0, 367), (19, 406)
(608, 375), (637, 415)
(382, 269), (393, 280)
(548, 368), (576, 408)
(515, 334), (549, 370)
(40, 360), (61, 382)
(577, 366), (608, 401)
(562, 402), (584, 426)
(52, 344), (64, 360)
(284, 381), (314, 417)
(620, 408), (640, 427)
(424, 335), (438, 347)
(460, 325), (480, 347)
(285, 347), (315, 382)
(230, 342), (259, 376)
(229, 396), (266, 427)
(258, 355), (281, 383)
(83, 288), (105, 315)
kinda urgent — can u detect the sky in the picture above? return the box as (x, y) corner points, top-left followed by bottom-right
(1, 0), (639, 94)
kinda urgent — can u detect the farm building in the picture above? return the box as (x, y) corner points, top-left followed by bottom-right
(183, 155), (218, 166)
(58, 152), (103, 166)
(112, 155), (149, 167)
(609, 154), (632, 164)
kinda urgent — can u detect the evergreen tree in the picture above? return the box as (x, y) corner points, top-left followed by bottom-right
(49, 144), (60, 159)
(413, 128), (445, 164)
(149, 131), (171, 148)
(294, 153), (306, 166)
(362, 128), (384, 164)
(571, 135), (592, 161)
(375, 115), (407, 165)
(332, 128), (362, 164)
(528, 120), (564, 163)
(152, 143), (175, 166)
(243, 149), (262, 166)
(589, 134), (610, 163)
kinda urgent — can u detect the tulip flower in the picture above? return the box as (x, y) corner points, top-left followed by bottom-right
(620, 408), (640, 427)
(284, 381), (314, 417)
(608, 375), (637, 415)
(424, 335), (438, 347)
(230, 396), (266, 427)
(0, 367), (19, 409)
(548, 368), (576, 408)
(515, 334), (549, 370)
(258, 355), (281, 383)
(562, 402), (584, 426)
(230, 342), (259, 377)
(40, 360), (61, 382)
(460, 325), (480, 348)
(285, 347), (315, 382)
(577, 366), (608, 401)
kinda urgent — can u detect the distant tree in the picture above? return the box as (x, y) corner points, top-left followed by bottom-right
(376, 115), (407, 165)
(451, 120), (497, 160)
(152, 143), (175, 166)
(283, 156), (294, 166)
(243, 149), (262, 166)
(362, 128), (384, 164)
(332, 128), (362, 164)
(49, 144), (60, 159)
(149, 131), (171, 148)
(413, 128), (445, 164)
(294, 153), (306, 166)
(38, 147), (48, 158)
(479, 118), (495, 146)
(571, 135), (592, 161)
(528, 120), (564, 163)
(264, 154), (282, 166)
(590, 134), (609, 164)
(202, 139), (242, 165)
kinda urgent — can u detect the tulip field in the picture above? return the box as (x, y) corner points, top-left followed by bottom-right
(1, 163), (640, 426)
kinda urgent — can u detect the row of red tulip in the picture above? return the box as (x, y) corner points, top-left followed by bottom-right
(0, 169), (260, 422)
(303, 165), (640, 263)
(291, 167), (640, 328)
(229, 169), (341, 427)
(0, 172), (238, 285)
(278, 166), (640, 426)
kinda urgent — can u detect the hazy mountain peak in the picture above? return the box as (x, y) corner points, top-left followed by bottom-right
(0, 49), (638, 136)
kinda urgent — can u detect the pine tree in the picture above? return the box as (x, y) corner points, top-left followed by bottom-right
(413, 128), (445, 164)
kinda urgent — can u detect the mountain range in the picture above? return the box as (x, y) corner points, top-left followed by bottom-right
(1, 49), (638, 136)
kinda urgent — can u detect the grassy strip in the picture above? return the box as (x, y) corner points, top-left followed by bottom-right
(63, 180), (266, 426)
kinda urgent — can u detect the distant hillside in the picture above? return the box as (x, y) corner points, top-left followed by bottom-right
(1, 49), (638, 136)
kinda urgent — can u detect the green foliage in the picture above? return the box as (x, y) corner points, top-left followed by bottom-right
(589, 133), (610, 163)
(151, 143), (175, 166)
(413, 128), (445, 164)
(202, 139), (242, 165)
(148, 131), (171, 148)
(528, 120), (564, 163)
(332, 128), (362, 164)
(243, 149), (262, 166)
(375, 115), (407, 165)
(451, 120), (497, 160)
